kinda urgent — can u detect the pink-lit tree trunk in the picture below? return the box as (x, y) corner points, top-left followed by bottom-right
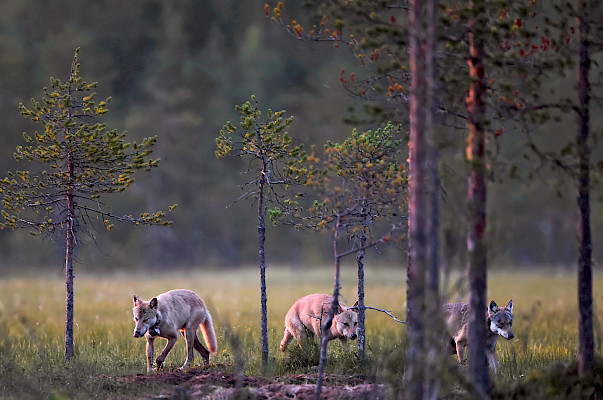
(405, 0), (428, 397)
(466, 4), (489, 394)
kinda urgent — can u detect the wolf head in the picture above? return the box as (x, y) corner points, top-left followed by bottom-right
(132, 295), (159, 338)
(333, 310), (359, 340)
(488, 300), (514, 340)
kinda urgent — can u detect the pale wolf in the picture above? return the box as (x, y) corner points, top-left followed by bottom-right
(132, 289), (218, 373)
(443, 300), (514, 372)
(280, 293), (359, 352)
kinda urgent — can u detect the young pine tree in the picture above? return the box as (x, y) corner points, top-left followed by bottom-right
(216, 96), (311, 371)
(0, 48), (172, 361)
(297, 124), (407, 398)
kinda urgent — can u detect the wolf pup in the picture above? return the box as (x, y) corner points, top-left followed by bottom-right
(132, 289), (218, 373)
(280, 293), (358, 352)
(443, 300), (514, 372)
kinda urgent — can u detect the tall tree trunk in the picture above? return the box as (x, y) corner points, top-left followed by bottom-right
(406, 0), (428, 397)
(576, 0), (594, 376)
(258, 159), (269, 371)
(466, 5), (490, 395)
(65, 154), (75, 361)
(426, 0), (439, 299)
(425, 1), (440, 399)
(315, 215), (343, 399)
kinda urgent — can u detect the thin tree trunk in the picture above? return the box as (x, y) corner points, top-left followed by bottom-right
(405, 0), (428, 397)
(466, 5), (490, 395)
(65, 154), (75, 361)
(258, 160), (269, 371)
(315, 215), (343, 399)
(356, 226), (367, 361)
(425, 0), (440, 398)
(576, 0), (594, 376)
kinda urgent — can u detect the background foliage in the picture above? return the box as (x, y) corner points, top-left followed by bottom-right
(0, 0), (600, 273)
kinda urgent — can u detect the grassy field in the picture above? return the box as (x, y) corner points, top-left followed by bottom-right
(0, 265), (601, 399)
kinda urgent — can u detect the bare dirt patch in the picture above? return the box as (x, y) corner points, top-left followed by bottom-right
(112, 365), (385, 399)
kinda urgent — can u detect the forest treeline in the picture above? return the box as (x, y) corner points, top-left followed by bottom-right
(0, 0), (600, 272)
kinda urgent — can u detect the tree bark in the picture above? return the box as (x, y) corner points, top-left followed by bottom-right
(258, 157), (269, 371)
(315, 215), (343, 399)
(576, 0), (594, 376)
(466, 5), (490, 395)
(356, 226), (367, 361)
(405, 0), (428, 397)
(65, 154), (75, 361)
(425, 1), (440, 399)
(426, 0), (439, 299)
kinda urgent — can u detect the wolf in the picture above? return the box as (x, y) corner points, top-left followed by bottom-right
(443, 299), (514, 372)
(280, 293), (359, 352)
(132, 289), (218, 373)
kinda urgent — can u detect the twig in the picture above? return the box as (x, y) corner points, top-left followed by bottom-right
(311, 304), (406, 324)
(349, 305), (406, 324)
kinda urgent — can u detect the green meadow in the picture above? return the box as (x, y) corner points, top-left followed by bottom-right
(0, 266), (601, 399)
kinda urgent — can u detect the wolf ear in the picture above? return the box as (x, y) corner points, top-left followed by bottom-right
(133, 295), (141, 306)
(506, 300), (513, 312)
(351, 300), (359, 312)
(150, 298), (158, 309)
(489, 300), (499, 314)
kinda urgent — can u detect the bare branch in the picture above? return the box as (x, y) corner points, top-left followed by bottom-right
(348, 304), (407, 324)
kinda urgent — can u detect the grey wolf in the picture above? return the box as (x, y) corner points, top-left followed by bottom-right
(280, 293), (358, 352)
(132, 289), (218, 373)
(443, 299), (514, 372)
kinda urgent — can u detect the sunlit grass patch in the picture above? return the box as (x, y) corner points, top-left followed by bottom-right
(0, 266), (601, 398)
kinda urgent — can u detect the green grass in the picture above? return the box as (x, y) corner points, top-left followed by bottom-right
(0, 266), (601, 399)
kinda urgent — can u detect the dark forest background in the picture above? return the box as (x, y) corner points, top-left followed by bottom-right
(0, 0), (600, 273)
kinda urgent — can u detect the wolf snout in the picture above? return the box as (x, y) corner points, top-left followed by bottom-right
(350, 333), (358, 340)
(133, 331), (142, 338)
(506, 333), (514, 340)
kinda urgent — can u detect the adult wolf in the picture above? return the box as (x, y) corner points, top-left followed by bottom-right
(444, 299), (514, 372)
(280, 293), (358, 352)
(132, 289), (218, 373)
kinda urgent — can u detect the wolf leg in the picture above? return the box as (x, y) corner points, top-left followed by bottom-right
(156, 337), (178, 369)
(194, 332), (210, 363)
(488, 350), (499, 373)
(181, 328), (197, 370)
(488, 346), (498, 373)
(280, 327), (294, 352)
(455, 339), (466, 363)
(297, 326), (311, 348)
(145, 336), (155, 373)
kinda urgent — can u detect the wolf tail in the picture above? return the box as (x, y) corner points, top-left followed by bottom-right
(201, 311), (218, 354)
